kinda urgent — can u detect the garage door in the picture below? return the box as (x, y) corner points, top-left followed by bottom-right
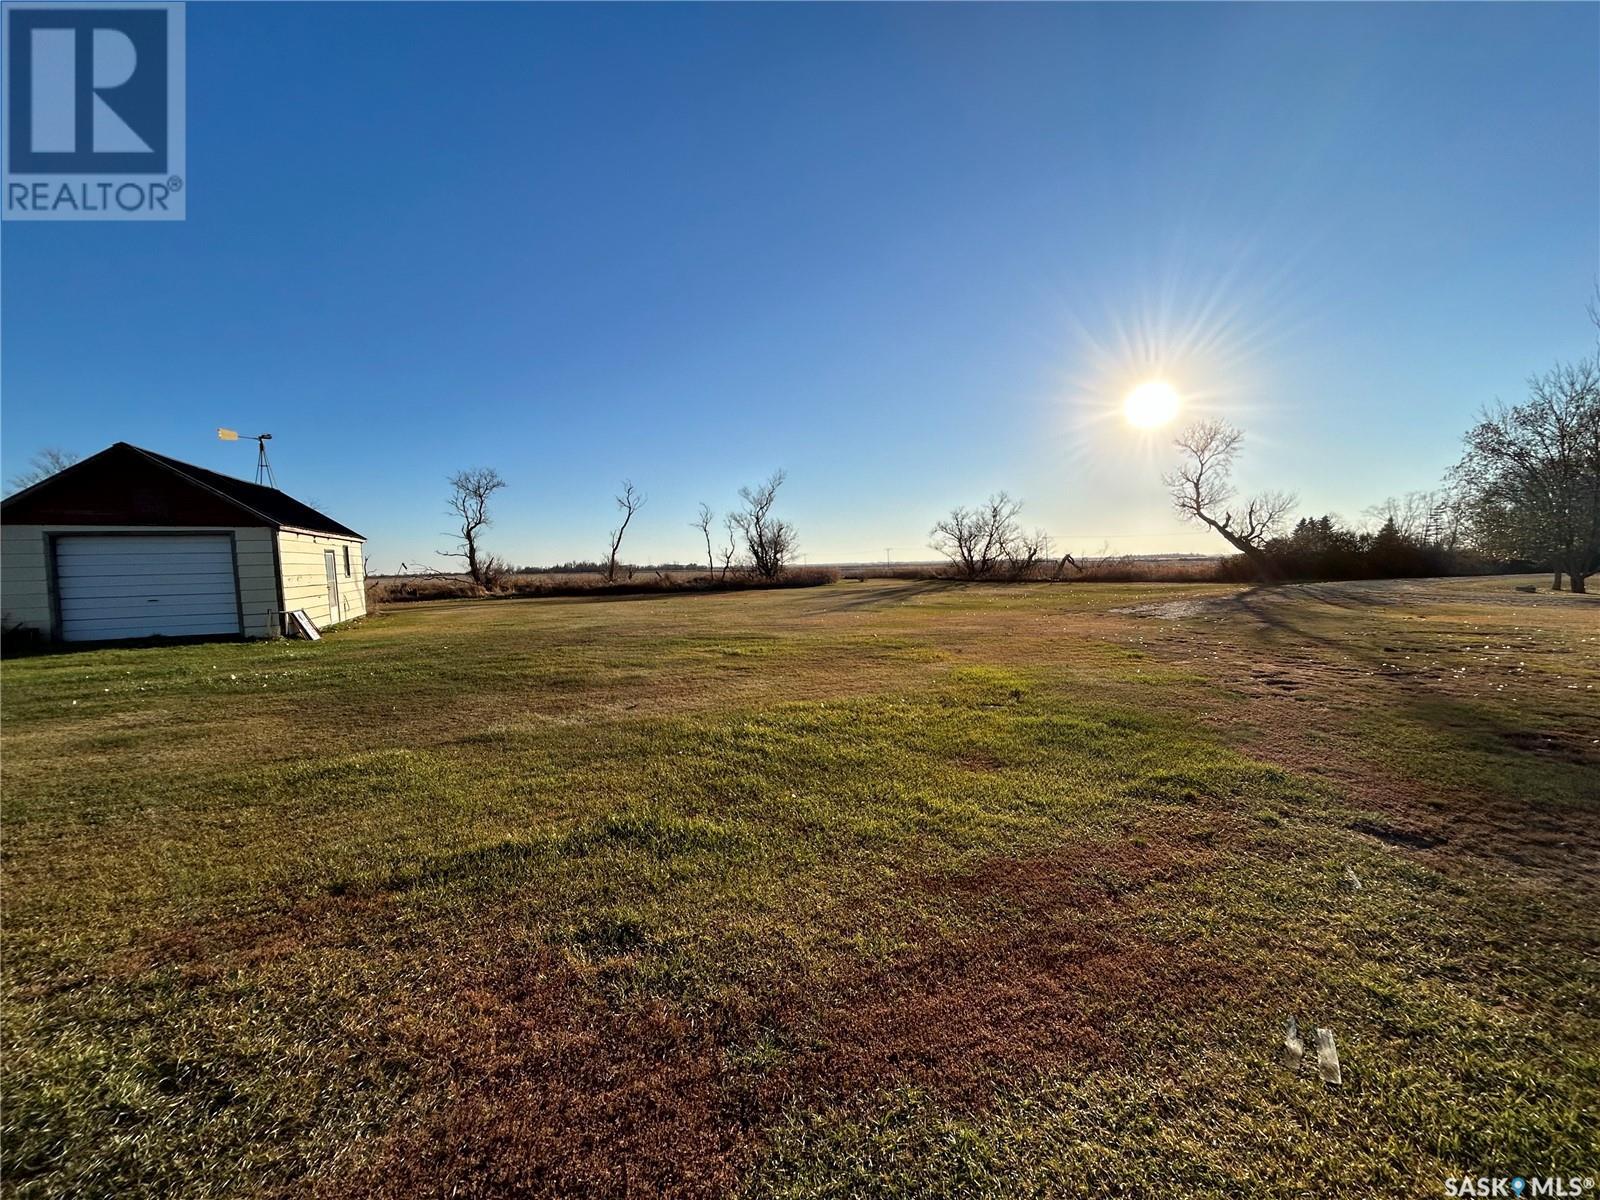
(55, 535), (241, 642)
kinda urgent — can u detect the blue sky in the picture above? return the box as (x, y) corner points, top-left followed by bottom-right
(4, 2), (1596, 570)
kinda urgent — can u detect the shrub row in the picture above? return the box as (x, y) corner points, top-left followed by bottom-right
(368, 567), (841, 605)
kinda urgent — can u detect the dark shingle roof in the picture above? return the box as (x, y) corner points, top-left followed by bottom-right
(127, 444), (364, 539)
(2, 442), (365, 538)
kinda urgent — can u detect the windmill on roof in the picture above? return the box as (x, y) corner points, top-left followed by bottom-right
(217, 429), (276, 488)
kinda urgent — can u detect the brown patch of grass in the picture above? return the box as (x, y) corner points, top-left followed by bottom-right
(774, 835), (1238, 1107)
(1348, 819), (1444, 851)
(330, 834), (1237, 1198)
(1499, 728), (1600, 765)
(108, 892), (398, 982)
(339, 952), (746, 1200)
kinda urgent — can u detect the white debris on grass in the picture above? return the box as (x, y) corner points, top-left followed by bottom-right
(1315, 1028), (1343, 1086)
(1281, 1016), (1304, 1068)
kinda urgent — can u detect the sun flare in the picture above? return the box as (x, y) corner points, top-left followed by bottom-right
(1124, 380), (1180, 429)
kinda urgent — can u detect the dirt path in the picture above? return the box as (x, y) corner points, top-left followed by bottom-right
(1114, 574), (1600, 889)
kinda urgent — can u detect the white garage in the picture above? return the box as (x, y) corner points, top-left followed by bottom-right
(2, 442), (367, 644)
(54, 534), (243, 642)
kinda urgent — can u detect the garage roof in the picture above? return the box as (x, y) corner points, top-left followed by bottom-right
(2, 442), (364, 539)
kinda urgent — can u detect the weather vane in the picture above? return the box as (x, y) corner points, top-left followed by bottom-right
(217, 429), (276, 488)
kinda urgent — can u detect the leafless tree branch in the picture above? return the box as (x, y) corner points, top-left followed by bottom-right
(692, 503), (715, 576)
(930, 493), (1026, 579)
(1162, 419), (1295, 580)
(605, 480), (646, 583)
(1457, 355), (1600, 591)
(439, 467), (506, 588)
(730, 470), (796, 578)
(6, 447), (79, 494)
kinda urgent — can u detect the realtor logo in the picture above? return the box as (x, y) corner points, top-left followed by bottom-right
(3, 2), (185, 219)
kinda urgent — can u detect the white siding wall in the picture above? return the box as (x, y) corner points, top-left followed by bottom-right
(1, 524), (52, 633)
(276, 529), (366, 629)
(1, 524), (279, 639)
(236, 528), (279, 637)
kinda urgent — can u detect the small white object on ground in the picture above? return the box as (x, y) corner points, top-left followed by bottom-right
(1344, 866), (1363, 890)
(1281, 1016), (1303, 1067)
(1315, 1027), (1342, 1086)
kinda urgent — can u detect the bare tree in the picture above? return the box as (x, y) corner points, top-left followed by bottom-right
(1007, 527), (1052, 579)
(692, 503), (715, 576)
(1164, 419), (1296, 580)
(7, 447), (79, 494)
(1363, 491), (1431, 541)
(478, 554), (513, 591)
(718, 516), (739, 581)
(1050, 544), (1081, 580)
(604, 480), (646, 583)
(929, 493), (1025, 579)
(1457, 357), (1600, 592)
(440, 467), (506, 588)
(731, 470), (797, 578)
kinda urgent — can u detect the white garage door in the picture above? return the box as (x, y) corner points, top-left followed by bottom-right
(55, 535), (241, 642)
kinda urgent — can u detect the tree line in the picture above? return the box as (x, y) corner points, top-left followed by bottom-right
(439, 468), (801, 589)
(434, 314), (1597, 594)
(1153, 346), (1598, 591)
(925, 334), (1596, 591)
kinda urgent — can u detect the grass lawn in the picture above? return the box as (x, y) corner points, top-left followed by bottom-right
(3, 577), (1597, 1197)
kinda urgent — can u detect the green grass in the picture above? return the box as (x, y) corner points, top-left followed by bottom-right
(2, 578), (1597, 1197)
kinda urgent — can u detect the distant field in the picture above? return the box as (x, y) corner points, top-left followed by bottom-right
(367, 556), (1231, 603)
(3, 577), (1597, 1197)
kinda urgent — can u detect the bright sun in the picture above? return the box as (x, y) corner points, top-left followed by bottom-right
(1124, 380), (1180, 429)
